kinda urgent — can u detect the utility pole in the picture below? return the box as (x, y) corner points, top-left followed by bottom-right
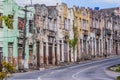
(22, 5), (29, 70)
(22, 6), (27, 60)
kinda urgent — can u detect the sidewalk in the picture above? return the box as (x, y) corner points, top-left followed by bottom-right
(105, 69), (120, 79)
(11, 55), (119, 76)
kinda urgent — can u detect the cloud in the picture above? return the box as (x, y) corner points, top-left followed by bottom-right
(15, 0), (62, 6)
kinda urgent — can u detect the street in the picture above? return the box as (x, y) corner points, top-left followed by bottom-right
(9, 56), (120, 80)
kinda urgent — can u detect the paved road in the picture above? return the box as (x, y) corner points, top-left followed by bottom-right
(9, 56), (120, 80)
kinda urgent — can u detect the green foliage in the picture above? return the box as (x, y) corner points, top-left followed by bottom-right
(0, 61), (15, 80)
(0, 15), (14, 29)
(67, 26), (78, 51)
(116, 66), (120, 72)
(117, 76), (120, 80)
(0, 72), (5, 80)
(67, 10), (78, 52)
(2, 61), (15, 73)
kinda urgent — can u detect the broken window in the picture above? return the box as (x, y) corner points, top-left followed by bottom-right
(18, 17), (25, 30)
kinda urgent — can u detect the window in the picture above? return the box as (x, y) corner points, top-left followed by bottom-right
(18, 17), (25, 30)
(53, 19), (57, 31)
(29, 20), (33, 33)
(68, 19), (70, 30)
(47, 18), (50, 29)
(64, 18), (67, 29)
(80, 39), (82, 52)
(29, 45), (33, 64)
(8, 42), (13, 63)
(18, 44), (23, 69)
(82, 19), (86, 28)
(96, 19), (99, 28)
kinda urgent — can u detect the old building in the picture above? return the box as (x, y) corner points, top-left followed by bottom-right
(100, 8), (120, 56)
(79, 7), (91, 60)
(89, 9), (102, 58)
(56, 3), (72, 62)
(0, 0), (37, 70)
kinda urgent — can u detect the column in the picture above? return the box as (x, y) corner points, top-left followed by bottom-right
(24, 40), (29, 69)
(57, 40), (60, 64)
(95, 38), (97, 57)
(13, 38), (18, 69)
(93, 38), (95, 57)
(109, 39), (111, 55)
(86, 40), (88, 58)
(77, 41), (80, 61)
(99, 38), (100, 56)
(81, 39), (84, 58)
(91, 38), (94, 57)
(106, 39), (108, 56)
(79, 39), (82, 59)
(40, 41), (44, 67)
(61, 40), (64, 62)
(67, 43), (70, 62)
(74, 47), (77, 62)
(70, 48), (74, 62)
(33, 41), (37, 67)
(101, 38), (104, 56)
(45, 42), (49, 65)
(52, 41), (55, 65)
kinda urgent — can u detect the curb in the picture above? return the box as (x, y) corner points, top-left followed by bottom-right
(104, 68), (120, 80)
(12, 56), (119, 76)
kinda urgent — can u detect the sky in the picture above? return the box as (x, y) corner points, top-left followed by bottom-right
(14, 0), (120, 9)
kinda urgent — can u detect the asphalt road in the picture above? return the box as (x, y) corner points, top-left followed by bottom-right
(9, 56), (120, 80)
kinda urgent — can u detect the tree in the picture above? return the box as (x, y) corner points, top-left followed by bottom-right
(67, 11), (78, 62)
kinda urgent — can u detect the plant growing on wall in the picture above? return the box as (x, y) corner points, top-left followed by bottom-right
(67, 11), (78, 62)
(0, 15), (14, 29)
(67, 26), (78, 62)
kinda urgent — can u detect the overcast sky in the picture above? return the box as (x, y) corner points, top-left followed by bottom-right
(7, 0), (120, 9)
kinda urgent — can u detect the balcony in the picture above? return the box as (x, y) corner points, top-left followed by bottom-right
(19, 31), (24, 38)
(113, 33), (118, 41)
(83, 31), (88, 37)
(95, 29), (101, 36)
(106, 29), (111, 36)
(47, 30), (56, 37)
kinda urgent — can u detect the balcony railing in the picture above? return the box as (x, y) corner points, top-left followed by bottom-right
(83, 31), (88, 37)
(95, 29), (101, 36)
(19, 31), (24, 38)
(106, 29), (111, 35)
